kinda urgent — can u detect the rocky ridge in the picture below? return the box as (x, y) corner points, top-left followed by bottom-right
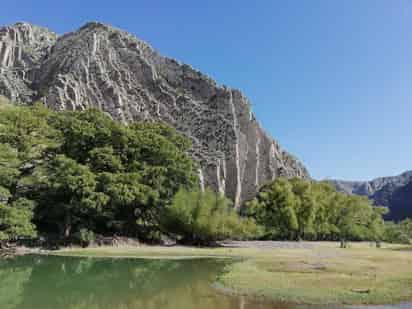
(0, 22), (309, 207)
(330, 171), (412, 220)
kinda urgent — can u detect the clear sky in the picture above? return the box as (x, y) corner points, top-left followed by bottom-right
(1, 1), (411, 181)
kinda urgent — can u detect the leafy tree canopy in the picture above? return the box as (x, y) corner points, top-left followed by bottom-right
(0, 103), (199, 243)
(245, 178), (389, 245)
(162, 188), (260, 245)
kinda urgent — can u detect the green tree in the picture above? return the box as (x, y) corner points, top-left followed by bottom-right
(400, 218), (412, 240)
(311, 182), (340, 240)
(0, 198), (36, 247)
(0, 104), (59, 162)
(0, 144), (20, 202)
(246, 179), (298, 240)
(36, 155), (108, 238)
(246, 178), (387, 245)
(124, 122), (198, 201)
(48, 109), (116, 164)
(163, 189), (258, 245)
(88, 146), (123, 173)
(330, 195), (375, 247)
(0, 104), (200, 244)
(98, 172), (159, 238)
(383, 221), (411, 244)
(31, 109), (198, 241)
(291, 179), (317, 240)
(367, 206), (388, 247)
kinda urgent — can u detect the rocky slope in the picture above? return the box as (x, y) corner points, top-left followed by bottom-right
(0, 22), (57, 102)
(330, 171), (412, 220)
(0, 22), (309, 207)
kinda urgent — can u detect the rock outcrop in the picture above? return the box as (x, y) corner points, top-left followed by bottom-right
(0, 22), (309, 207)
(330, 171), (412, 220)
(0, 22), (56, 102)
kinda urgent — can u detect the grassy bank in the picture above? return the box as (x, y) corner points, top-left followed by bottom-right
(53, 242), (412, 306)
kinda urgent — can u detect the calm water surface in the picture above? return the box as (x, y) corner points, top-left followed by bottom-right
(0, 255), (296, 309)
(0, 255), (409, 309)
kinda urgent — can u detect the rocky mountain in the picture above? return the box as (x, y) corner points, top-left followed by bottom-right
(0, 22), (309, 207)
(330, 171), (412, 220)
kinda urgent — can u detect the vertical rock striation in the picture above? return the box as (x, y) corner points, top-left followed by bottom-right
(0, 22), (309, 207)
(0, 22), (56, 102)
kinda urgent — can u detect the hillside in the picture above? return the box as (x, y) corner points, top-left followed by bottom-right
(330, 171), (412, 220)
(0, 22), (309, 207)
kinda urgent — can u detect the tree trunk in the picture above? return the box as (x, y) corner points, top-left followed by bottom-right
(64, 215), (72, 240)
(64, 224), (71, 237)
(376, 240), (381, 248)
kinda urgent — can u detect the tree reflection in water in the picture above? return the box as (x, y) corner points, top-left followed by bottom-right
(0, 255), (294, 309)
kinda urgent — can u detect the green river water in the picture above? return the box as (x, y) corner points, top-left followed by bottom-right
(0, 255), (295, 309)
(0, 255), (410, 309)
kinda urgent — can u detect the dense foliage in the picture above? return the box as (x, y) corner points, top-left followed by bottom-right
(0, 102), (198, 243)
(162, 189), (260, 245)
(0, 100), (410, 247)
(0, 121), (38, 246)
(383, 218), (412, 244)
(245, 178), (389, 246)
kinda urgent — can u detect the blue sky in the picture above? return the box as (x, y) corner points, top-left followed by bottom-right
(1, 1), (411, 181)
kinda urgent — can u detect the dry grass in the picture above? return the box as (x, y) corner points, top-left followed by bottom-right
(53, 242), (412, 305)
(0, 95), (11, 107)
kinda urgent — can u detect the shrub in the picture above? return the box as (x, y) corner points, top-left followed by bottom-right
(75, 229), (96, 247)
(162, 189), (260, 245)
(383, 221), (411, 244)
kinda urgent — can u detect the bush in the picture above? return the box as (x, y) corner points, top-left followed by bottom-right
(383, 221), (411, 244)
(162, 189), (260, 245)
(75, 229), (96, 247)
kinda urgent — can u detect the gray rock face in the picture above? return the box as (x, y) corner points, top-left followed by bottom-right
(0, 22), (309, 207)
(330, 171), (412, 220)
(330, 171), (412, 196)
(0, 22), (56, 102)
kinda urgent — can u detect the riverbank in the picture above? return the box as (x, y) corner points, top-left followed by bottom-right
(0, 246), (44, 258)
(51, 241), (412, 306)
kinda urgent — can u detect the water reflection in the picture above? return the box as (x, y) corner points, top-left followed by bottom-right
(0, 255), (294, 309)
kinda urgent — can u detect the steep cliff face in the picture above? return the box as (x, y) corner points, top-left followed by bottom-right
(0, 22), (56, 102)
(382, 181), (412, 221)
(330, 171), (412, 220)
(0, 22), (309, 207)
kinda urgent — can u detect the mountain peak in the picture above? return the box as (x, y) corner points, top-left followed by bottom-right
(78, 21), (114, 32)
(4, 21), (56, 36)
(0, 22), (309, 207)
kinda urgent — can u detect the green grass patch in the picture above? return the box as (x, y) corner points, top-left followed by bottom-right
(53, 242), (412, 306)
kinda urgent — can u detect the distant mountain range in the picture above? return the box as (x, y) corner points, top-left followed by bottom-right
(329, 171), (412, 221)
